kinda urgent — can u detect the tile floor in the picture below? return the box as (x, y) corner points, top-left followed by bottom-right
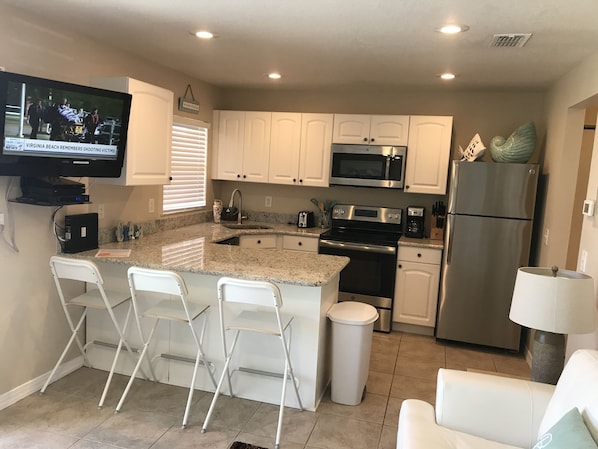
(0, 332), (531, 449)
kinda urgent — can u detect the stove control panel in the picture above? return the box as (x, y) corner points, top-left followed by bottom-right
(331, 204), (402, 225)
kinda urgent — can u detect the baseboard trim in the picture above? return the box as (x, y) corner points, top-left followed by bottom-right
(0, 356), (84, 411)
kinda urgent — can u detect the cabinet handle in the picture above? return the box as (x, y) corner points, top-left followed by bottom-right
(293, 178), (296, 183)
(398, 264), (402, 269)
(405, 185), (410, 190)
(299, 179), (303, 183)
(370, 138), (375, 143)
(236, 174), (241, 178)
(418, 253), (422, 258)
(363, 137), (368, 142)
(243, 174), (247, 179)
(298, 241), (302, 246)
(257, 240), (261, 244)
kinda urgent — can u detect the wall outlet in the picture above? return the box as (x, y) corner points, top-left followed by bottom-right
(97, 204), (104, 219)
(580, 249), (588, 272)
(265, 196), (272, 208)
(0, 212), (4, 225)
(544, 228), (550, 246)
(149, 198), (155, 213)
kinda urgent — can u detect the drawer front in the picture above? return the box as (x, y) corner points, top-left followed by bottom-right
(239, 235), (278, 249)
(398, 246), (442, 264)
(282, 235), (319, 252)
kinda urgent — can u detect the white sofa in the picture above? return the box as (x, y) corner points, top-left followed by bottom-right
(397, 349), (598, 448)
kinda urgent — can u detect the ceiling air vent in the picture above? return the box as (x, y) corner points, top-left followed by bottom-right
(489, 33), (532, 48)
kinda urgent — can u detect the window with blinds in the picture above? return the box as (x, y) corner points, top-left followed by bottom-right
(163, 117), (208, 213)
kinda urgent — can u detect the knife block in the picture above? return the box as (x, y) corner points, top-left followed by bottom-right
(430, 215), (445, 241)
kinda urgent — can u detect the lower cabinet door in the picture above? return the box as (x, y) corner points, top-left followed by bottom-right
(393, 260), (440, 327)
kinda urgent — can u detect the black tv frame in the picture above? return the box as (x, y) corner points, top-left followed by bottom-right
(0, 71), (132, 178)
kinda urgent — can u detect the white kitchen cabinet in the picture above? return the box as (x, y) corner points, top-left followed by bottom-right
(268, 113), (333, 187)
(282, 235), (319, 253)
(239, 234), (278, 249)
(213, 110), (271, 182)
(404, 116), (453, 195)
(393, 246), (441, 328)
(332, 114), (409, 146)
(91, 77), (173, 185)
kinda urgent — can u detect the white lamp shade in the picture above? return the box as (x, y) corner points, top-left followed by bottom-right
(509, 267), (596, 334)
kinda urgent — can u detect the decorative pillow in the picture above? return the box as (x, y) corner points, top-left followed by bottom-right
(533, 408), (598, 449)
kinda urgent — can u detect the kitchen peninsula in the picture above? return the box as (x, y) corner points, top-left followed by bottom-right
(69, 222), (349, 411)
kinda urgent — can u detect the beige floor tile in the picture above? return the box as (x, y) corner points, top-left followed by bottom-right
(151, 425), (237, 449)
(243, 403), (319, 445)
(83, 408), (178, 449)
(318, 391), (388, 424)
(0, 423), (79, 448)
(493, 353), (531, 378)
(372, 331), (402, 356)
(395, 355), (445, 380)
(366, 370), (393, 396)
(390, 375), (436, 404)
(379, 424), (398, 449)
(398, 334), (446, 364)
(193, 393), (261, 431)
(370, 350), (398, 374)
(445, 345), (496, 371)
(307, 413), (382, 449)
(384, 397), (403, 428)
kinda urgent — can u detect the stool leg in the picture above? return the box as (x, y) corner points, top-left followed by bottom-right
(40, 309), (87, 394)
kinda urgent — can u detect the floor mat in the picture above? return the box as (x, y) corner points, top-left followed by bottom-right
(229, 442), (268, 449)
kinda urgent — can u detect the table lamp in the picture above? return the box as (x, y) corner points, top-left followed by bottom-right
(509, 266), (595, 384)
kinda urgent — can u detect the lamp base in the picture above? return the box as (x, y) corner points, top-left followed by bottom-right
(531, 330), (566, 385)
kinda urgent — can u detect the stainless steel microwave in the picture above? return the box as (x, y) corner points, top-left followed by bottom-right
(330, 144), (407, 188)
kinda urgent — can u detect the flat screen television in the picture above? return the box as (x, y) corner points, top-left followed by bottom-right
(0, 71), (132, 177)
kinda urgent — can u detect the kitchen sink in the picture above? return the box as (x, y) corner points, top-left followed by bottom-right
(221, 223), (273, 230)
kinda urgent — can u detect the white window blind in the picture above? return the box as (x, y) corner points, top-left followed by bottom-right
(163, 117), (208, 213)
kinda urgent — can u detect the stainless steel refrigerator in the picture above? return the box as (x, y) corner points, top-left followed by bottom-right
(436, 161), (539, 350)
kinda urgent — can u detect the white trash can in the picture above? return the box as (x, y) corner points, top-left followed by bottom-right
(327, 301), (379, 405)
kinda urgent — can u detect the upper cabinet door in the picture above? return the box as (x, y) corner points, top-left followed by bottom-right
(299, 113), (333, 187)
(269, 112), (302, 185)
(242, 111), (271, 183)
(404, 116), (453, 195)
(332, 114), (410, 145)
(369, 115), (409, 146)
(214, 110), (245, 180)
(332, 114), (371, 144)
(91, 77), (173, 186)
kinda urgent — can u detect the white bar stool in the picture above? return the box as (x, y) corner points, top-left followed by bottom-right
(201, 276), (303, 449)
(42, 256), (142, 408)
(115, 266), (217, 428)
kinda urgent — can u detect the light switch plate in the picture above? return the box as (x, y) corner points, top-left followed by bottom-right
(583, 199), (595, 216)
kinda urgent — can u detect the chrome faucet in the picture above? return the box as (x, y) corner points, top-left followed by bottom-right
(229, 189), (243, 224)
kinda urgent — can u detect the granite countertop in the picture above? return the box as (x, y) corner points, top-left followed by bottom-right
(399, 236), (444, 250)
(69, 222), (348, 287)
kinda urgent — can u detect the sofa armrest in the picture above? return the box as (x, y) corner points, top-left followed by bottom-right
(397, 399), (452, 449)
(435, 369), (555, 448)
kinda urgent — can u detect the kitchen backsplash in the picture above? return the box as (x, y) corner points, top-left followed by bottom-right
(99, 210), (299, 245)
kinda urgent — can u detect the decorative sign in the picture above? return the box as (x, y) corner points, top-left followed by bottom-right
(178, 84), (199, 114)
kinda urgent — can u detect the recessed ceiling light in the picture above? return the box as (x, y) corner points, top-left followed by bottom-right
(195, 30), (215, 39)
(438, 24), (470, 34)
(439, 73), (456, 80)
(267, 73), (282, 80)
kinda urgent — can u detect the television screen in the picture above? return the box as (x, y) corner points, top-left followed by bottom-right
(0, 71), (132, 177)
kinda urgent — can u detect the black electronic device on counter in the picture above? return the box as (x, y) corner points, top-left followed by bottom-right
(63, 213), (98, 253)
(405, 206), (425, 238)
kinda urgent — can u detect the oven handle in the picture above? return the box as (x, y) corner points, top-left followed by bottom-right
(319, 239), (397, 255)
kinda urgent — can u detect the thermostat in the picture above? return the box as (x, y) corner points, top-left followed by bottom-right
(583, 199), (595, 216)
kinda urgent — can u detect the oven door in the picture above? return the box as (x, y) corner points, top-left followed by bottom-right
(330, 144), (406, 188)
(319, 239), (397, 332)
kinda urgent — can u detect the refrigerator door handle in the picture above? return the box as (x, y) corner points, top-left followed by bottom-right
(446, 214), (454, 265)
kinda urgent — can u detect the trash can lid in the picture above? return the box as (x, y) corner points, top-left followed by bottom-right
(327, 301), (379, 325)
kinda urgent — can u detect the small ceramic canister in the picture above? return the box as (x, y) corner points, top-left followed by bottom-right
(213, 199), (223, 223)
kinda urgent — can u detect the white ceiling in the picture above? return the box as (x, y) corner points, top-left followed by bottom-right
(5, 0), (598, 91)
